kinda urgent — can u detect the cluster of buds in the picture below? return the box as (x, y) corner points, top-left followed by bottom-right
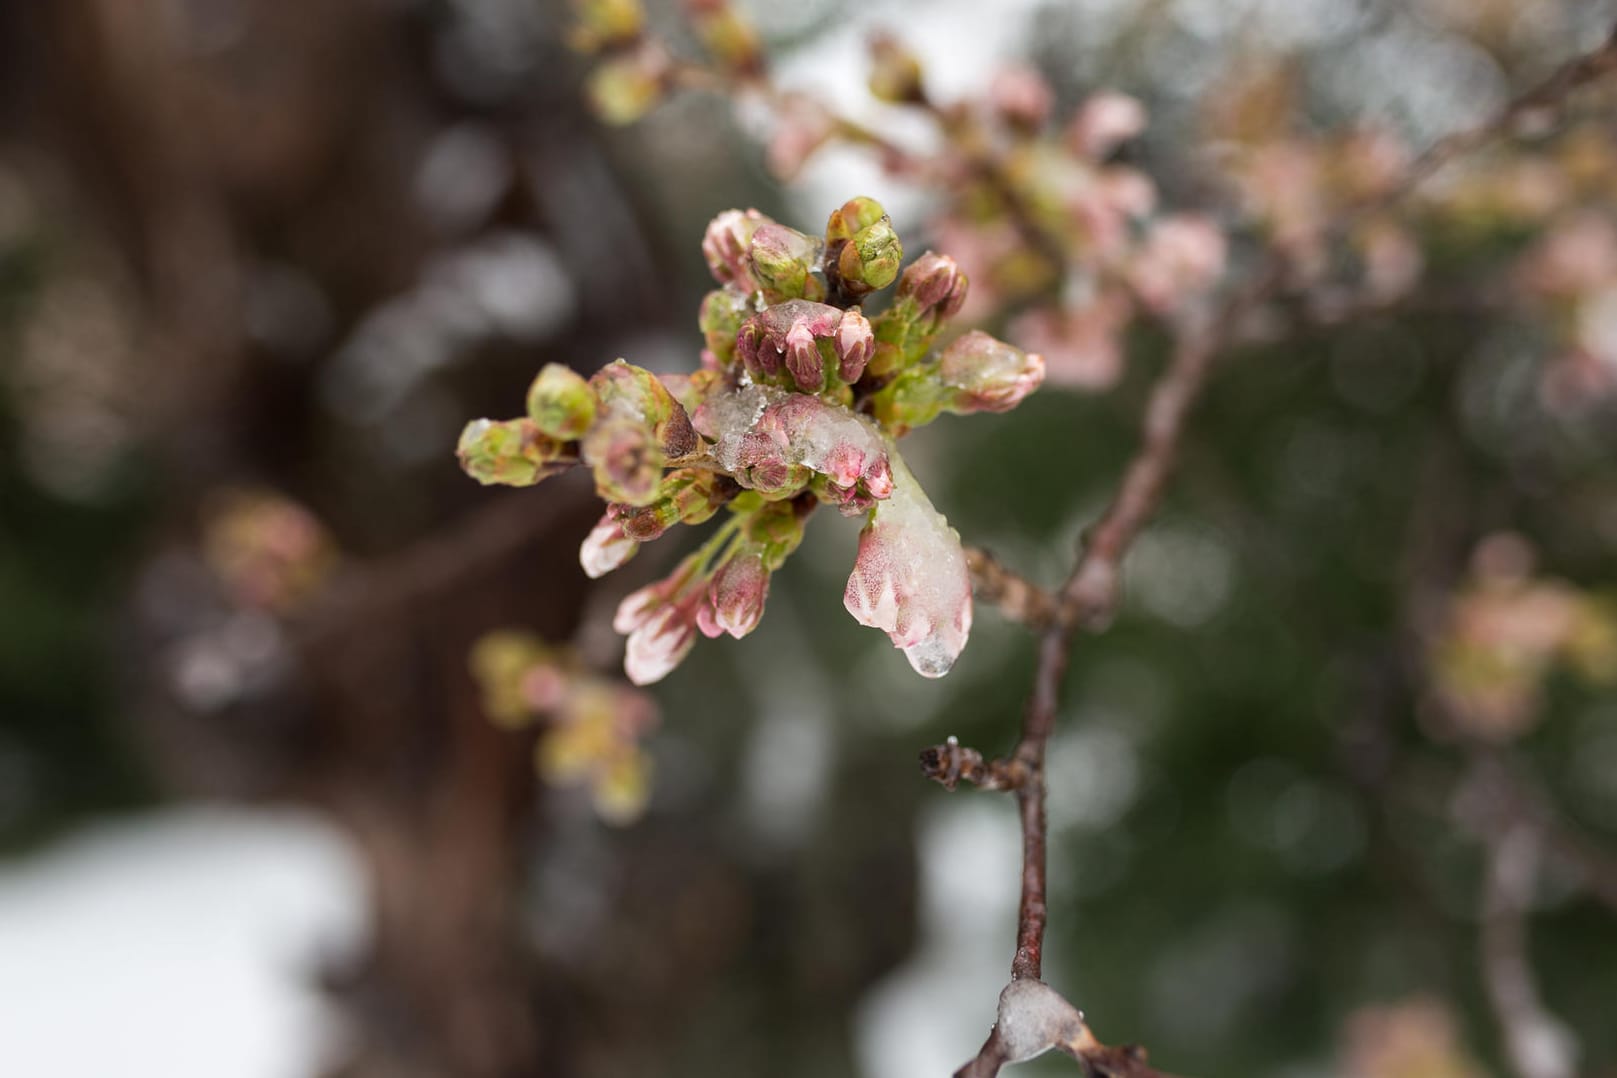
(459, 196), (1046, 684)
(471, 632), (659, 822)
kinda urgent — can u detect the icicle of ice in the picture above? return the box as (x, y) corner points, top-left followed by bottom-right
(842, 443), (973, 677)
(698, 384), (890, 489)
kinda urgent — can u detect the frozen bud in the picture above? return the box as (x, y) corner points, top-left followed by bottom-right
(457, 418), (566, 487)
(1069, 91), (1147, 159)
(835, 308), (875, 382)
(584, 46), (669, 125)
(582, 417), (662, 505)
(703, 209), (766, 288)
(843, 448), (973, 677)
(897, 251), (969, 318)
(748, 222), (826, 302)
(590, 359), (697, 458)
(990, 66), (1054, 131)
(699, 384), (889, 499)
(615, 468), (730, 541)
(868, 32), (924, 104)
(580, 511), (639, 578)
(702, 548), (770, 639)
(569, 0), (644, 51)
(737, 299), (862, 392)
(938, 330), (1046, 413)
(526, 363), (597, 440)
(827, 196), (902, 296)
(699, 288), (750, 366)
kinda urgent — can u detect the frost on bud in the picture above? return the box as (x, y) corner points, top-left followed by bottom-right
(843, 447), (973, 677)
(699, 288), (751, 367)
(526, 363), (597, 440)
(735, 299), (872, 393)
(748, 222), (827, 303)
(457, 418), (567, 487)
(569, 0), (645, 51)
(897, 251), (969, 319)
(1068, 91), (1147, 159)
(938, 330), (1047, 414)
(584, 46), (669, 125)
(868, 32), (924, 104)
(826, 196), (902, 297)
(699, 548), (769, 639)
(703, 209), (766, 289)
(589, 360), (698, 459)
(580, 510), (639, 578)
(698, 384), (893, 504)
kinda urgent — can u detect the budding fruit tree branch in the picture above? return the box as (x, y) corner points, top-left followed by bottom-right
(931, 24), (1617, 1078)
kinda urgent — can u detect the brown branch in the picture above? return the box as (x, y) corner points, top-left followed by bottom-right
(966, 546), (1060, 630)
(939, 25), (1617, 1078)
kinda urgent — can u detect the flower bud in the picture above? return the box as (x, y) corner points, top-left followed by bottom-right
(584, 46), (669, 125)
(897, 251), (969, 318)
(835, 308), (875, 382)
(580, 511), (638, 578)
(686, 0), (762, 78)
(748, 222), (826, 302)
(868, 32), (924, 104)
(702, 209), (765, 288)
(582, 417), (661, 505)
(938, 330), (1046, 413)
(526, 363), (597, 440)
(735, 299), (867, 392)
(457, 418), (567, 487)
(990, 66), (1054, 131)
(619, 588), (700, 685)
(783, 320), (826, 392)
(827, 196), (902, 296)
(590, 359), (698, 458)
(698, 288), (750, 366)
(701, 548), (770, 639)
(1068, 91), (1147, 159)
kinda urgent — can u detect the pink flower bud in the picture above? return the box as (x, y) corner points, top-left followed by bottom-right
(784, 321), (826, 392)
(835, 308), (875, 382)
(1069, 91), (1147, 159)
(938, 330), (1046, 413)
(703, 208), (765, 288)
(898, 251), (969, 318)
(623, 603), (698, 685)
(704, 550), (770, 639)
(580, 511), (639, 578)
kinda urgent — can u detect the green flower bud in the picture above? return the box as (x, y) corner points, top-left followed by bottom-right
(699, 289), (751, 367)
(526, 363), (597, 440)
(569, 0), (645, 51)
(457, 418), (567, 487)
(590, 359), (698, 458)
(826, 197), (902, 297)
(585, 49), (667, 125)
(582, 416), (663, 505)
(868, 33), (924, 104)
(687, 0), (762, 78)
(748, 222), (827, 303)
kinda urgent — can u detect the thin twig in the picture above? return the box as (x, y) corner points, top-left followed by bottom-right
(965, 546), (1060, 630)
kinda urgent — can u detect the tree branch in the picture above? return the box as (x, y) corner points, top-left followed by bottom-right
(934, 25), (1617, 1077)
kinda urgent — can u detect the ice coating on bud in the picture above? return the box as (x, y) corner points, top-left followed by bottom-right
(703, 549), (769, 639)
(589, 359), (698, 458)
(735, 299), (872, 391)
(457, 418), (565, 487)
(749, 222), (826, 302)
(526, 363), (597, 440)
(703, 209), (766, 288)
(695, 384), (893, 500)
(939, 330), (1047, 413)
(843, 447), (973, 678)
(897, 251), (969, 318)
(580, 511), (639, 578)
(1069, 91), (1147, 159)
(827, 197), (902, 296)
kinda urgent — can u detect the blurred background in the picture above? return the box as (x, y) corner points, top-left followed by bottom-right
(2, 0), (1617, 1076)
